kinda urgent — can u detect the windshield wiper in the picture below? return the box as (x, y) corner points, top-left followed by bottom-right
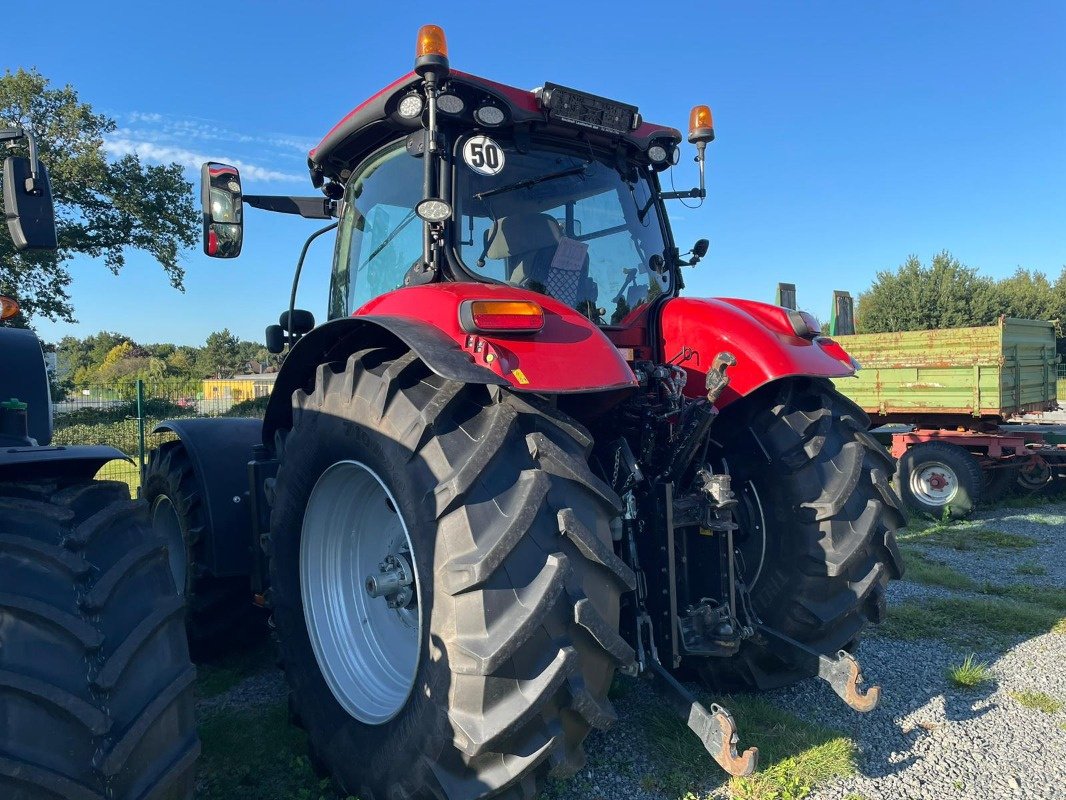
(358, 208), (417, 271)
(475, 163), (588, 201)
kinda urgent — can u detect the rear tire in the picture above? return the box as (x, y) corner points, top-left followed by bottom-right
(143, 440), (267, 657)
(897, 440), (982, 519)
(268, 349), (633, 800)
(0, 479), (199, 800)
(701, 378), (906, 690)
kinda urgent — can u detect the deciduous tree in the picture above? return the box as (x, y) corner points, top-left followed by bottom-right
(0, 69), (196, 322)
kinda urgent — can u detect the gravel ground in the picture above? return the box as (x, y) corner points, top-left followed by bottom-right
(199, 500), (1066, 800)
(560, 500), (1066, 800)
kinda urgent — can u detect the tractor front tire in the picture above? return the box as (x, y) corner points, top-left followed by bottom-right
(143, 441), (267, 657)
(267, 349), (633, 800)
(0, 479), (199, 800)
(702, 378), (906, 691)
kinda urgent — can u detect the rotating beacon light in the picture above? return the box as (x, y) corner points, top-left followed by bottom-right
(687, 104), (715, 198)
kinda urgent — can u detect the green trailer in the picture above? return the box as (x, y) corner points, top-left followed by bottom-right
(831, 317), (1059, 423)
(830, 318), (1064, 518)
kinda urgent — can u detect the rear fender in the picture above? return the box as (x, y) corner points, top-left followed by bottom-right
(263, 284), (637, 446)
(0, 445), (128, 482)
(152, 417), (262, 578)
(660, 297), (856, 408)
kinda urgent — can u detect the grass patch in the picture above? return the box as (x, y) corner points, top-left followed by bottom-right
(900, 546), (975, 590)
(899, 522), (1037, 551)
(1008, 690), (1063, 714)
(879, 596), (1065, 648)
(978, 583), (1066, 613)
(946, 654), (992, 688)
(196, 639), (276, 698)
(644, 695), (854, 800)
(94, 458), (141, 497)
(1016, 562), (1048, 576)
(197, 703), (351, 799)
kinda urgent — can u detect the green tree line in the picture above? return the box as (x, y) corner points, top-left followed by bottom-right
(53, 328), (280, 399)
(857, 251), (1066, 357)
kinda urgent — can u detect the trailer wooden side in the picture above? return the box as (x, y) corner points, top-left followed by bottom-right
(831, 318), (1059, 422)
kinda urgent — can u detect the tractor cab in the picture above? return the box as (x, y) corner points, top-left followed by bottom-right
(201, 26), (713, 354)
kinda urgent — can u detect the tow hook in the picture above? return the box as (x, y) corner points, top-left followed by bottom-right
(757, 625), (881, 712)
(646, 658), (758, 776)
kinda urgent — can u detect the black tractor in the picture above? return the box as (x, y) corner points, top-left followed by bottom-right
(0, 126), (198, 800)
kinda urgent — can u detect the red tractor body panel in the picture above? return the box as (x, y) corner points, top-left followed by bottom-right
(356, 284), (638, 393)
(660, 297), (857, 407)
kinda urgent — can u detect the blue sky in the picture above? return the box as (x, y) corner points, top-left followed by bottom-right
(9, 1), (1065, 346)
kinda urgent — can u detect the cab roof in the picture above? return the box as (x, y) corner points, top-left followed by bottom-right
(308, 70), (682, 187)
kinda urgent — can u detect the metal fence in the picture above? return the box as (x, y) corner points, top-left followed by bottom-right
(52, 379), (268, 497)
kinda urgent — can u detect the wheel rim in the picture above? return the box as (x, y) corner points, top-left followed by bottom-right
(1018, 457), (1052, 489)
(300, 460), (422, 725)
(151, 495), (187, 594)
(909, 460), (959, 506)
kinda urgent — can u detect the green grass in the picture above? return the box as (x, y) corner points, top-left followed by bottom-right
(946, 654), (992, 688)
(1008, 690), (1063, 714)
(878, 596), (1065, 648)
(1016, 562), (1049, 576)
(197, 703), (354, 800)
(900, 546), (976, 590)
(978, 583), (1066, 613)
(196, 640), (276, 699)
(898, 521), (1037, 551)
(643, 695), (854, 800)
(95, 458), (141, 497)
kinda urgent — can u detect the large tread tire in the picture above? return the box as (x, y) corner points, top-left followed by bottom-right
(143, 440), (267, 657)
(267, 348), (632, 800)
(896, 440), (982, 519)
(701, 378), (906, 690)
(0, 479), (199, 800)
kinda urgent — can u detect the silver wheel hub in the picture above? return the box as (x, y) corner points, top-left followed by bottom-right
(300, 461), (422, 725)
(910, 461), (959, 506)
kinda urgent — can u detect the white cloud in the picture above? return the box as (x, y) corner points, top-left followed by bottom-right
(103, 137), (306, 183)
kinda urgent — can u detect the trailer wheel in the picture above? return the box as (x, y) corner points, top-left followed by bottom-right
(267, 349), (631, 800)
(143, 440), (267, 657)
(0, 479), (199, 800)
(897, 440), (983, 519)
(701, 378), (905, 691)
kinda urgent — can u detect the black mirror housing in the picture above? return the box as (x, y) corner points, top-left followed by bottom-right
(693, 238), (709, 259)
(3, 156), (57, 251)
(279, 309), (315, 335)
(201, 162), (244, 258)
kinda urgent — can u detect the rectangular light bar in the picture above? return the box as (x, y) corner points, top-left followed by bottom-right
(538, 83), (639, 135)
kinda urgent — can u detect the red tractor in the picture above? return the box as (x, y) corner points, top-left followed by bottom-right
(142, 26), (904, 800)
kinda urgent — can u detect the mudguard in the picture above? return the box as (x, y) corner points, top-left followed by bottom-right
(152, 417), (262, 577)
(263, 283), (637, 447)
(660, 297), (856, 408)
(0, 444), (128, 481)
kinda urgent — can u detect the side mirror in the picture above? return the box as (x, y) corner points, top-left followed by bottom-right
(200, 162), (243, 258)
(279, 309), (315, 335)
(3, 155), (57, 251)
(693, 238), (709, 259)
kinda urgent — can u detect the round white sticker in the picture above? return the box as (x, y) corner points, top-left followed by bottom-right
(463, 136), (505, 176)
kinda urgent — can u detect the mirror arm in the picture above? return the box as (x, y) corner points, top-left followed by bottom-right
(657, 141), (707, 202)
(0, 126), (42, 192)
(287, 220), (339, 347)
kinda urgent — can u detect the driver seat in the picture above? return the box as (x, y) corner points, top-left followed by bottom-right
(485, 213), (592, 307)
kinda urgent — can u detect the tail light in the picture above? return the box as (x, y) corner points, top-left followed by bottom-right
(459, 300), (544, 334)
